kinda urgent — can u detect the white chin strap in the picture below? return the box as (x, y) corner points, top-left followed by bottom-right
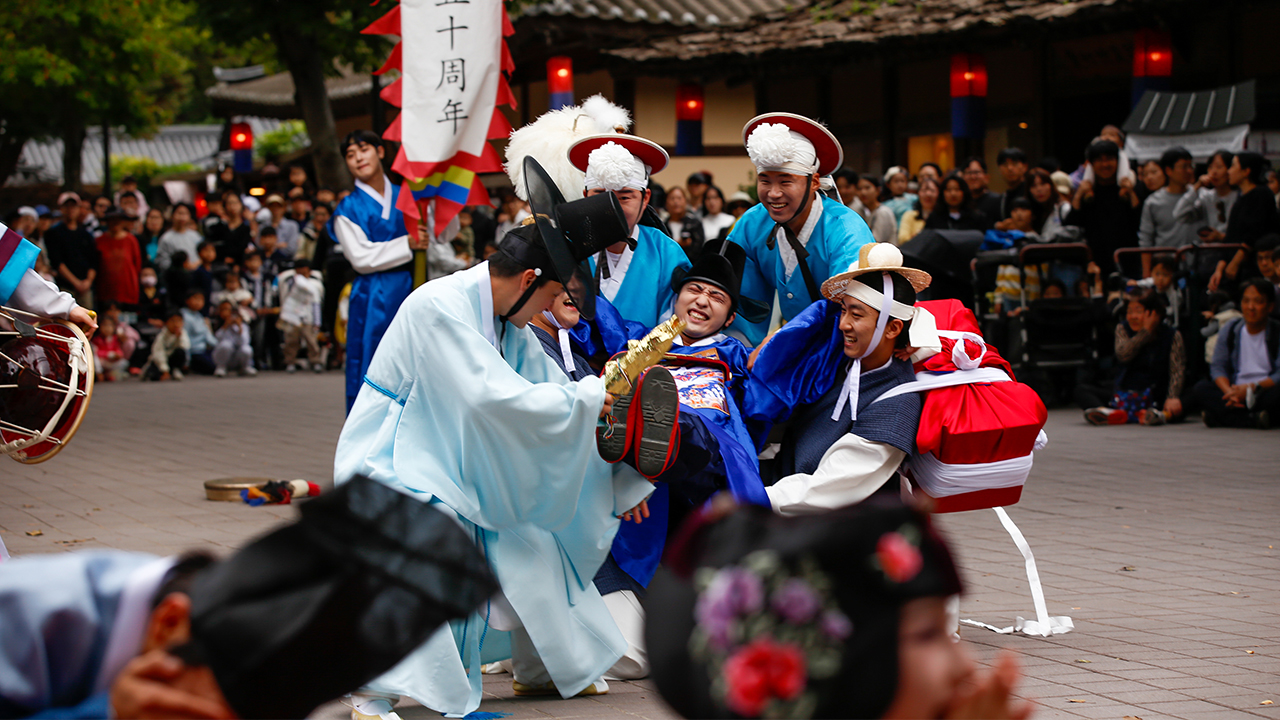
(830, 273), (941, 422)
(542, 310), (575, 371)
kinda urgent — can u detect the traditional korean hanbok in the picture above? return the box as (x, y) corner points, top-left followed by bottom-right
(329, 178), (414, 412)
(334, 262), (653, 716)
(589, 224), (691, 329)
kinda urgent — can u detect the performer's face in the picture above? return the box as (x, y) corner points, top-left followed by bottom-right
(756, 172), (814, 224)
(675, 281), (733, 339)
(549, 290), (581, 328)
(586, 187), (649, 232)
(881, 597), (975, 720)
(837, 294), (902, 359)
(344, 142), (385, 184)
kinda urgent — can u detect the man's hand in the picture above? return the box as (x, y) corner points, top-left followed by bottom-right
(69, 306), (98, 337)
(1207, 268), (1224, 293)
(1223, 385), (1248, 407)
(409, 221), (432, 250)
(109, 650), (236, 720)
(601, 393), (616, 419)
(1163, 397), (1183, 417)
(1119, 182), (1139, 208)
(619, 499), (650, 524)
(1140, 309), (1161, 333)
(1073, 180), (1093, 209)
(945, 651), (1032, 720)
(747, 329), (778, 370)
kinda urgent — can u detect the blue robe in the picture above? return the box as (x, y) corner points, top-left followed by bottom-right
(0, 226), (40, 306)
(726, 196), (874, 345)
(329, 185), (414, 412)
(0, 551), (173, 719)
(334, 263), (653, 715)
(588, 225), (691, 329)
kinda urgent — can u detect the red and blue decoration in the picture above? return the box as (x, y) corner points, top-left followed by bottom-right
(548, 56), (574, 111)
(950, 54), (986, 141)
(229, 122), (253, 173)
(1132, 29), (1172, 107)
(675, 84), (704, 157)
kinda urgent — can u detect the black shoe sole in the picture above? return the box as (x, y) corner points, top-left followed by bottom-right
(635, 366), (679, 478)
(597, 387), (634, 463)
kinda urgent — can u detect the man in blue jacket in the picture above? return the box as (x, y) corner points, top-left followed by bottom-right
(726, 113), (875, 346)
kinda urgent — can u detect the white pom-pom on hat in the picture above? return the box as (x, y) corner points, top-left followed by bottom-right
(746, 123), (818, 175)
(865, 242), (903, 268)
(585, 141), (648, 192)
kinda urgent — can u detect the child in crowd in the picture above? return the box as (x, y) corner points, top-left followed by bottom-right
(212, 300), (256, 377)
(91, 315), (130, 382)
(142, 311), (190, 381)
(179, 290), (217, 374)
(240, 249), (280, 370)
(1084, 291), (1185, 426)
(257, 226), (293, 277)
(1202, 291), (1243, 363)
(212, 270), (255, 323)
(191, 241), (219, 308)
(1133, 254), (1181, 327)
(648, 500), (1030, 720)
(277, 260), (324, 373)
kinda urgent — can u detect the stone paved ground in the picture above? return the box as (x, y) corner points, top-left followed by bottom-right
(2, 373), (1276, 720)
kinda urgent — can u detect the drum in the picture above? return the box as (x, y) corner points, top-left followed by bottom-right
(0, 306), (94, 463)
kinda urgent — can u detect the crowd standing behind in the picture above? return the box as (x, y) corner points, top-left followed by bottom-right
(7, 127), (1278, 429)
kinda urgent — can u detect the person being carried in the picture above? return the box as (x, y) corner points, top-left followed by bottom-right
(743, 243), (940, 515)
(334, 159), (653, 719)
(727, 113), (874, 347)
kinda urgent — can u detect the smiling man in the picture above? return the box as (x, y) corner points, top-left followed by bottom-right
(744, 243), (939, 515)
(567, 134), (692, 328)
(725, 113), (875, 346)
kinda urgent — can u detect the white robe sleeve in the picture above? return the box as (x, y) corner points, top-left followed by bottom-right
(766, 434), (906, 516)
(10, 270), (76, 319)
(334, 215), (413, 274)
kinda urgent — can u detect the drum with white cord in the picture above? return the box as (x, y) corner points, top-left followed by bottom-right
(0, 305), (94, 464)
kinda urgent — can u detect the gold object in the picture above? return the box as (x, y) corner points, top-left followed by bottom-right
(203, 477), (273, 502)
(601, 315), (687, 395)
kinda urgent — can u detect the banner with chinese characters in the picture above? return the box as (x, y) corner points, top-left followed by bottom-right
(362, 0), (516, 236)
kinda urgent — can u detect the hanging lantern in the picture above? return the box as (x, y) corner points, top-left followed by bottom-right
(675, 84), (704, 156)
(950, 54), (986, 141)
(229, 121), (253, 173)
(547, 57), (574, 110)
(1131, 29), (1173, 107)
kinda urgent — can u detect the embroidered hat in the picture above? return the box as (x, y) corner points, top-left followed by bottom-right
(742, 113), (842, 177)
(647, 500), (963, 719)
(569, 134), (670, 192)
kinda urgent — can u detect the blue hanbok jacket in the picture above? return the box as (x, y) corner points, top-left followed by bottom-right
(588, 225), (691, 329)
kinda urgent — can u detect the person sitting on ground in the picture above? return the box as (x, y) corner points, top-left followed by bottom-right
(743, 243), (938, 515)
(179, 290), (216, 375)
(212, 300), (255, 377)
(647, 499), (1031, 720)
(211, 269), (254, 323)
(1083, 291), (1185, 426)
(91, 315), (130, 382)
(1201, 291), (1243, 363)
(1189, 278), (1279, 429)
(857, 174), (897, 245)
(277, 259), (325, 373)
(142, 310), (189, 381)
(897, 176), (939, 244)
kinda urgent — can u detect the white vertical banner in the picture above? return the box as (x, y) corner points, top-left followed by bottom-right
(400, 0), (502, 164)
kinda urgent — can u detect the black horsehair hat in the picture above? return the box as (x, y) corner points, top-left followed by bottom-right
(172, 476), (498, 719)
(671, 238), (772, 325)
(646, 499), (962, 719)
(497, 156), (629, 321)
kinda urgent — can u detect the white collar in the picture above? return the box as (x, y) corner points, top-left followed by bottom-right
(475, 262), (499, 349)
(775, 194), (824, 279)
(674, 332), (727, 347)
(355, 176), (393, 220)
(94, 556), (179, 693)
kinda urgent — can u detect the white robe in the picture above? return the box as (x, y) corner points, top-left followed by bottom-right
(334, 262), (653, 715)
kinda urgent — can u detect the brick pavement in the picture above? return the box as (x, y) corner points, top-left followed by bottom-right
(1, 373), (1276, 720)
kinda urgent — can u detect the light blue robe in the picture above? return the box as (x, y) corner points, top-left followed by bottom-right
(334, 262), (653, 716)
(726, 195), (874, 345)
(589, 225), (691, 328)
(329, 184), (414, 412)
(0, 551), (172, 719)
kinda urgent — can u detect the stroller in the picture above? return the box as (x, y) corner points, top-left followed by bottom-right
(1011, 244), (1098, 405)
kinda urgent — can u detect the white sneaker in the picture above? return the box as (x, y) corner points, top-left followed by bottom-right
(214, 367), (227, 378)
(170, 369), (184, 381)
(242, 366), (258, 376)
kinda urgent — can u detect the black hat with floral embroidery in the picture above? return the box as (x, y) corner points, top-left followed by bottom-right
(646, 499), (962, 719)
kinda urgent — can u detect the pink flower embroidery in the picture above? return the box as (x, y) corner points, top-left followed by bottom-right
(876, 531), (923, 583)
(722, 638), (807, 716)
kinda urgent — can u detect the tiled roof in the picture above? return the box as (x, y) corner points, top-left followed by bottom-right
(11, 118), (283, 187)
(606, 0), (1145, 63)
(519, 0), (795, 28)
(205, 67), (387, 120)
(1124, 81), (1256, 136)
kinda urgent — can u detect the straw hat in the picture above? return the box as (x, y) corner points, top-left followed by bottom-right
(820, 243), (932, 302)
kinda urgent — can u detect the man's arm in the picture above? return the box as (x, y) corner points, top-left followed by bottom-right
(333, 215), (412, 274)
(765, 434), (905, 516)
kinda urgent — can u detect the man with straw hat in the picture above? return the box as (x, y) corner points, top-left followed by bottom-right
(726, 113), (875, 347)
(744, 243), (941, 515)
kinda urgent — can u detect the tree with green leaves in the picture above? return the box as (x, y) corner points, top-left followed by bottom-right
(0, 0), (198, 190)
(198, 1), (391, 191)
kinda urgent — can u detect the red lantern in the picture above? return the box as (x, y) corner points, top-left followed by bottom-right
(547, 57), (573, 95)
(676, 84), (704, 121)
(229, 122), (253, 151)
(1133, 29), (1172, 77)
(949, 54), (987, 98)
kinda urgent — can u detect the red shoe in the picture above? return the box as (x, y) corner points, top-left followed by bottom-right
(633, 366), (680, 479)
(597, 376), (637, 464)
(1084, 407), (1128, 426)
